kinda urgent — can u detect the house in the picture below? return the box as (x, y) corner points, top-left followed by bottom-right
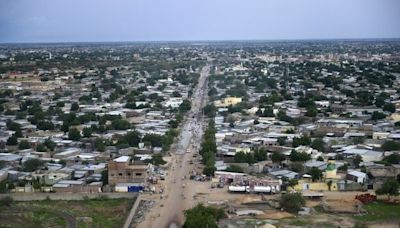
(269, 169), (299, 180)
(214, 171), (247, 184)
(164, 97), (183, 108)
(341, 148), (383, 162)
(372, 132), (390, 140)
(54, 148), (80, 159)
(107, 156), (148, 185)
(304, 160), (327, 171)
(214, 97), (242, 108)
(347, 170), (367, 184)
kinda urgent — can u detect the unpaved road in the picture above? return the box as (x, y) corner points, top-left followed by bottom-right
(137, 65), (210, 228)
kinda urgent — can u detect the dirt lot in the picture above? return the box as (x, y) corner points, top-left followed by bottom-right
(0, 197), (135, 228)
(197, 188), (400, 228)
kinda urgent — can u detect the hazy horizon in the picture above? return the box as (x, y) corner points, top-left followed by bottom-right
(1, 0), (400, 43)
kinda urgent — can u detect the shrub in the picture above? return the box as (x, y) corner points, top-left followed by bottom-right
(280, 192), (305, 213)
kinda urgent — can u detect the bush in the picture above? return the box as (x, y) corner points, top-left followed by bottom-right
(381, 141), (400, 151)
(280, 192), (306, 213)
(23, 158), (44, 172)
(183, 203), (225, 228)
(376, 178), (399, 200)
(225, 165), (244, 173)
(18, 140), (31, 150)
(0, 196), (13, 207)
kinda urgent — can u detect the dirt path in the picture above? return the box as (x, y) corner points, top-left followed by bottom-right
(137, 65), (210, 228)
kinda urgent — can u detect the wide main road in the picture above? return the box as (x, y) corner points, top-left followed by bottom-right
(138, 65), (210, 228)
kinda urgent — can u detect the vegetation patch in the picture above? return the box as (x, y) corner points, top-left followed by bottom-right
(354, 201), (400, 222)
(0, 198), (134, 228)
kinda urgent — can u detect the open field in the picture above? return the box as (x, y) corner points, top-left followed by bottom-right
(0, 197), (135, 228)
(354, 200), (400, 222)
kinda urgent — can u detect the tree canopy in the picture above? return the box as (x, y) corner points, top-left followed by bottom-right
(376, 178), (399, 200)
(280, 192), (306, 213)
(183, 204), (225, 228)
(23, 159), (44, 172)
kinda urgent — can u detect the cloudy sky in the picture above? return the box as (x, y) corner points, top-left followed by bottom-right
(0, 0), (399, 43)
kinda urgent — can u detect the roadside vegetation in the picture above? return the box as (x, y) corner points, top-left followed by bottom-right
(0, 198), (134, 228)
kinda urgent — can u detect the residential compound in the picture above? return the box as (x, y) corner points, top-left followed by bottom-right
(0, 40), (400, 226)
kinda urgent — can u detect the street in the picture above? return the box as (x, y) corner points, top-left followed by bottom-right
(137, 65), (210, 228)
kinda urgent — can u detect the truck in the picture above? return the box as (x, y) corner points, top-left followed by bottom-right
(228, 185), (249, 193)
(253, 186), (271, 193)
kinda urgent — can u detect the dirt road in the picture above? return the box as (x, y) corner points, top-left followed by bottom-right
(137, 65), (210, 228)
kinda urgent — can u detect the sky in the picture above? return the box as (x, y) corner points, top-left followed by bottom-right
(0, 0), (399, 43)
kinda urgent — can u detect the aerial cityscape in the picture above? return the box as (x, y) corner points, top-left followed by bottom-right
(0, 1), (400, 228)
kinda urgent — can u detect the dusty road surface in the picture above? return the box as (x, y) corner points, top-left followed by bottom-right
(137, 65), (210, 228)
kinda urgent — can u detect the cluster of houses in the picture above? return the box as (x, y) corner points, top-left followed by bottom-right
(0, 45), (202, 193)
(207, 42), (400, 194)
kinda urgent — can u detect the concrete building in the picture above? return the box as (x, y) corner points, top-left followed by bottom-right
(108, 156), (148, 185)
(214, 97), (242, 108)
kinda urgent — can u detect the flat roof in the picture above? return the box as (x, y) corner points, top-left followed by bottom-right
(114, 156), (130, 162)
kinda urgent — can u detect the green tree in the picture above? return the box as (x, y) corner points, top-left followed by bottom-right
(101, 170), (108, 185)
(18, 140), (31, 150)
(308, 167), (322, 182)
(68, 128), (81, 141)
(203, 165), (216, 176)
(23, 158), (44, 172)
(56, 101), (65, 107)
(70, 102), (80, 111)
(111, 119), (131, 130)
(6, 120), (21, 131)
(382, 141), (400, 151)
(354, 154), (363, 168)
(292, 136), (311, 147)
(44, 138), (56, 151)
(383, 103), (396, 113)
(271, 151), (286, 163)
(311, 138), (325, 152)
(172, 91), (181, 97)
(278, 137), (287, 146)
(0, 196), (13, 206)
(82, 127), (92, 138)
(290, 162), (304, 173)
(36, 143), (47, 152)
(142, 134), (163, 148)
(371, 111), (387, 121)
(125, 130), (141, 147)
(94, 138), (106, 152)
(254, 148), (267, 162)
(234, 151), (254, 164)
(203, 104), (217, 118)
(305, 106), (318, 117)
(262, 106), (275, 117)
(383, 153), (400, 164)
(6, 135), (18, 146)
(280, 192), (305, 213)
(327, 180), (333, 191)
(183, 203), (225, 228)
(225, 165), (244, 173)
(338, 164), (348, 172)
(151, 154), (166, 166)
(376, 178), (399, 200)
(179, 100), (192, 113)
(290, 150), (311, 162)
(288, 179), (299, 188)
